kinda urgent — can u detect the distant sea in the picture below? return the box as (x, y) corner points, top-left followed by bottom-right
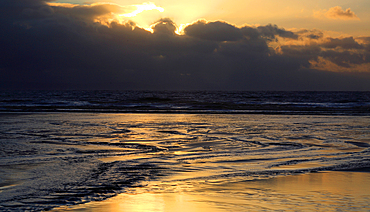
(0, 91), (370, 211)
(1, 90), (370, 115)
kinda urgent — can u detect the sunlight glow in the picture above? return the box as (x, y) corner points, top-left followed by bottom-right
(120, 2), (164, 18)
(175, 24), (187, 35)
(47, 2), (79, 8)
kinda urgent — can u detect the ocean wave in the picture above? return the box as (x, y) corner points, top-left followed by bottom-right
(1, 91), (369, 115)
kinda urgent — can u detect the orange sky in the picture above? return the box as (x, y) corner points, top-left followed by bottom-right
(1, 0), (369, 90)
(57, 0), (370, 36)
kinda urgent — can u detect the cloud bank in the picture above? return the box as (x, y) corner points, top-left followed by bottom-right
(0, 0), (369, 90)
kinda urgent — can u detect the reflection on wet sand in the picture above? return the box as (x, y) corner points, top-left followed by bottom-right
(2, 113), (370, 211)
(56, 171), (370, 211)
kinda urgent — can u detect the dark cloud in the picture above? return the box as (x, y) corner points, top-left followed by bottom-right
(184, 20), (243, 41)
(48, 2), (130, 23)
(357, 36), (370, 44)
(153, 18), (177, 35)
(357, 37), (370, 53)
(277, 45), (321, 67)
(321, 50), (366, 67)
(256, 24), (298, 40)
(0, 0), (369, 91)
(322, 37), (364, 49)
(296, 29), (324, 40)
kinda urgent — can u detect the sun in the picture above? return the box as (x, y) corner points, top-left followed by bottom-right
(114, 0), (224, 32)
(119, 2), (164, 18)
(48, 0), (221, 33)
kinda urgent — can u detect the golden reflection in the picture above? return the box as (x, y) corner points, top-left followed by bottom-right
(272, 162), (322, 170)
(55, 171), (370, 211)
(105, 192), (224, 212)
(49, 114), (370, 211)
(98, 153), (147, 163)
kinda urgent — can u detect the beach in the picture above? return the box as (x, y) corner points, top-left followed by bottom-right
(0, 110), (369, 211)
(55, 170), (370, 211)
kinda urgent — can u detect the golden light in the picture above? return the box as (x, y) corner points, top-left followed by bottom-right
(175, 24), (187, 35)
(114, 0), (224, 33)
(119, 2), (164, 18)
(47, 2), (78, 8)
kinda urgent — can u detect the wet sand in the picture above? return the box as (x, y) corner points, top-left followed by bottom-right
(2, 113), (370, 211)
(54, 170), (370, 211)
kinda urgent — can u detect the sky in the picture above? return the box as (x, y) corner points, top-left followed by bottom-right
(0, 0), (370, 90)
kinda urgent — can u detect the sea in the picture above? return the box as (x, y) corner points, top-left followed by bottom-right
(0, 91), (370, 211)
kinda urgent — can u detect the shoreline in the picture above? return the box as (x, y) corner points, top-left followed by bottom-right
(341, 167), (370, 172)
(54, 170), (370, 211)
(1, 111), (369, 116)
(1, 113), (369, 211)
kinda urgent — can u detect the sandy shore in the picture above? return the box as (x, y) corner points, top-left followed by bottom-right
(1, 113), (369, 211)
(54, 170), (370, 211)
